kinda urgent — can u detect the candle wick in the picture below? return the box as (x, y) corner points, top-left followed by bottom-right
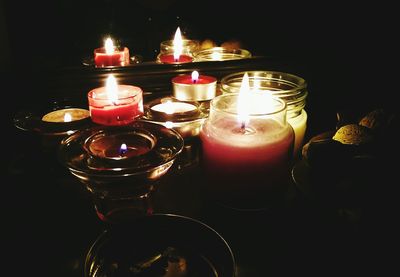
(193, 79), (197, 84)
(241, 121), (246, 130)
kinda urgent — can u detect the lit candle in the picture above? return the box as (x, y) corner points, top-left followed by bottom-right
(94, 37), (130, 67)
(84, 129), (154, 161)
(87, 75), (143, 126)
(41, 108), (90, 123)
(149, 97), (199, 121)
(172, 71), (217, 101)
(220, 71), (308, 158)
(200, 73), (294, 209)
(157, 27), (198, 64)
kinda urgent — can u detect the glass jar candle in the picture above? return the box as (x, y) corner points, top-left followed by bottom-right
(220, 71), (308, 157)
(200, 93), (294, 210)
(193, 47), (252, 62)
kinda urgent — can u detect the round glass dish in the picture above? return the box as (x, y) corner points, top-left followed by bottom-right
(194, 47), (252, 62)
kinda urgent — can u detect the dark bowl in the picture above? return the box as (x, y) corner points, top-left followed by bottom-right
(85, 213), (236, 277)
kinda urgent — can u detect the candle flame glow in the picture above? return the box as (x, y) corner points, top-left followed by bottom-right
(104, 37), (115, 55)
(191, 71), (199, 83)
(173, 27), (183, 61)
(211, 51), (222, 60)
(105, 75), (119, 104)
(237, 72), (251, 128)
(63, 113), (72, 122)
(120, 143), (128, 155)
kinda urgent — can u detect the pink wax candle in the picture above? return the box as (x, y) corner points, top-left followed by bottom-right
(94, 37), (130, 67)
(172, 71), (217, 101)
(157, 27), (199, 64)
(200, 73), (294, 209)
(158, 54), (193, 64)
(88, 75), (143, 126)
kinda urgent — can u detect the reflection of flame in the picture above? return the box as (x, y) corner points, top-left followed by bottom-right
(191, 71), (199, 83)
(173, 27), (183, 61)
(237, 72), (250, 128)
(104, 37), (115, 55)
(105, 75), (119, 104)
(64, 113), (72, 122)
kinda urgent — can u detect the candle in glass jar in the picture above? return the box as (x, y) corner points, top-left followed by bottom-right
(172, 71), (217, 101)
(94, 37), (130, 67)
(88, 75), (143, 126)
(157, 27), (197, 64)
(200, 73), (294, 208)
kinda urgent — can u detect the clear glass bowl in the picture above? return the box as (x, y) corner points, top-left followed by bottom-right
(58, 122), (184, 222)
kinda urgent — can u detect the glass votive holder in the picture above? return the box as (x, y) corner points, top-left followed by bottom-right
(58, 122), (184, 223)
(94, 46), (130, 67)
(139, 97), (209, 170)
(200, 93), (294, 210)
(156, 39), (200, 64)
(87, 82), (144, 126)
(220, 71), (308, 158)
(84, 214), (236, 277)
(13, 100), (92, 158)
(194, 47), (252, 62)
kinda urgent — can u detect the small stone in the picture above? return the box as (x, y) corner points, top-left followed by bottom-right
(332, 124), (374, 145)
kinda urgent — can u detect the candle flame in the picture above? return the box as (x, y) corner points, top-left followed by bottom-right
(211, 51), (222, 60)
(173, 27), (183, 61)
(162, 100), (174, 114)
(191, 71), (199, 83)
(104, 37), (115, 55)
(105, 75), (119, 104)
(120, 143), (128, 155)
(63, 112), (72, 122)
(237, 72), (251, 128)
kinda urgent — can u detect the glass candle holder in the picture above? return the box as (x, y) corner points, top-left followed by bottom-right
(13, 101), (92, 158)
(85, 214), (236, 277)
(157, 39), (200, 64)
(94, 46), (130, 67)
(140, 97), (209, 169)
(220, 71), (308, 158)
(87, 84), (143, 126)
(194, 47), (252, 62)
(200, 93), (294, 210)
(58, 122), (184, 223)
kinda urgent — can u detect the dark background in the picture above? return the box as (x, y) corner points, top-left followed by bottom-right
(1, 0), (396, 116)
(1, 1), (398, 276)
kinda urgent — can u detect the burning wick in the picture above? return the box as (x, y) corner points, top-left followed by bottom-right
(119, 143), (128, 155)
(64, 113), (72, 122)
(191, 70), (199, 84)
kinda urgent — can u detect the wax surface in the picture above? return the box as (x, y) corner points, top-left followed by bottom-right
(172, 74), (216, 85)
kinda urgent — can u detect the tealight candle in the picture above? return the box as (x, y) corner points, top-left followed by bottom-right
(157, 27), (199, 64)
(87, 75), (143, 126)
(151, 99), (198, 118)
(84, 128), (155, 161)
(200, 73), (294, 209)
(94, 37), (130, 67)
(172, 71), (217, 101)
(41, 108), (90, 123)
